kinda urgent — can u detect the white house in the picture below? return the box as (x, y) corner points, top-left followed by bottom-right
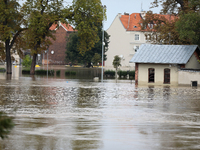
(106, 12), (174, 70)
(130, 44), (200, 86)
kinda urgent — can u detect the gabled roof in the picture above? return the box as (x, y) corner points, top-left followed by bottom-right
(49, 22), (74, 31)
(120, 13), (176, 31)
(130, 44), (199, 64)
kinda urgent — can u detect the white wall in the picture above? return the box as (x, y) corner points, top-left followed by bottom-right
(106, 14), (146, 69)
(178, 70), (200, 85)
(138, 64), (179, 85)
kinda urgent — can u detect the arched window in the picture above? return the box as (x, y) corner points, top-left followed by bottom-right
(164, 68), (170, 84)
(148, 68), (155, 83)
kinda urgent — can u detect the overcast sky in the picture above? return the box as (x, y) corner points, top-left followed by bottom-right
(64, 0), (162, 30)
(101, 0), (162, 30)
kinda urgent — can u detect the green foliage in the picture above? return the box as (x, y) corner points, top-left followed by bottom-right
(65, 71), (76, 76)
(22, 69), (30, 74)
(176, 12), (200, 46)
(56, 70), (60, 76)
(69, 0), (105, 54)
(22, 55), (32, 68)
(117, 70), (128, 78)
(91, 53), (101, 66)
(112, 55), (121, 70)
(129, 71), (135, 79)
(0, 112), (14, 139)
(0, 68), (6, 72)
(66, 28), (109, 66)
(22, 69), (54, 75)
(104, 70), (115, 77)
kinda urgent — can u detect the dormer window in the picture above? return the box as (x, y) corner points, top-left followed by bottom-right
(134, 26), (137, 28)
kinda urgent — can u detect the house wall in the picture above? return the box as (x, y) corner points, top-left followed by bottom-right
(106, 13), (146, 70)
(43, 27), (73, 65)
(178, 70), (200, 85)
(185, 53), (200, 69)
(138, 64), (178, 85)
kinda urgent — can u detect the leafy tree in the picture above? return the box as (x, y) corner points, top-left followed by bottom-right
(91, 53), (101, 66)
(22, 0), (104, 75)
(22, 55), (32, 68)
(0, 0), (26, 74)
(142, 0), (200, 45)
(112, 55), (121, 79)
(0, 112), (14, 139)
(65, 27), (109, 67)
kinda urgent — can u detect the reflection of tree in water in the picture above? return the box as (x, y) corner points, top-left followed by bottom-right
(71, 87), (103, 150)
(147, 86), (154, 108)
(163, 86), (170, 112)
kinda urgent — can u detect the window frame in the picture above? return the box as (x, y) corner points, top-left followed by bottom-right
(164, 68), (170, 84)
(135, 34), (140, 41)
(148, 68), (155, 83)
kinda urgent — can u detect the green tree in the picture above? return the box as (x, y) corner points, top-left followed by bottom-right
(142, 0), (200, 45)
(112, 55), (121, 79)
(0, 0), (26, 74)
(22, 55), (32, 68)
(91, 53), (101, 66)
(23, 0), (104, 75)
(65, 28), (109, 67)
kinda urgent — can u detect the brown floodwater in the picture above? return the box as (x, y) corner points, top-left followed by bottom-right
(0, 66), (200, 150)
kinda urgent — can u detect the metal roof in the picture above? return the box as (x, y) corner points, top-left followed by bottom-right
(130, 44), (199, 64)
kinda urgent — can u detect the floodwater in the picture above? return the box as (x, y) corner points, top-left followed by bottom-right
(0, 66), (200, 150)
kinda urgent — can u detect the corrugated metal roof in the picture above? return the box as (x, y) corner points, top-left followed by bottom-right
(130, 44), (199, 64)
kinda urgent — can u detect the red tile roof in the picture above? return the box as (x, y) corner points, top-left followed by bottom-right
(120, 13), (176, 31)
(49, 23), (74, 31)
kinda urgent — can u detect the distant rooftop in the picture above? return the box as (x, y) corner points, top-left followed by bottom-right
(49, 22), (74, 31)
(130, 44), (199, 64)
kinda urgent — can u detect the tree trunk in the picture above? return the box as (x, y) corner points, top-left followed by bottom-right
(5, 40), (12, 74)
(30, 53), (37, 75)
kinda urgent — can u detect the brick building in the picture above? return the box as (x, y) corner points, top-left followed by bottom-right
(42, 22), (75, 65)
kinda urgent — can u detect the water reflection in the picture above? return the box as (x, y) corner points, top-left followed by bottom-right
(0, 77), (200, 149)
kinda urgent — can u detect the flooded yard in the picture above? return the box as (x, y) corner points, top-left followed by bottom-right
(0, 66), (200, 149)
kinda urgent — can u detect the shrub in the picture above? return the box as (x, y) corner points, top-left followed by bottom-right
(129, 71), (135, 79)
(65, 71), (76, 76)
(22, 69), (30, 74)
(117, 70), (128, 78)
(56, 70), (60, 76)
(0, 68), (6, 72)
(104, 70), (115, 77)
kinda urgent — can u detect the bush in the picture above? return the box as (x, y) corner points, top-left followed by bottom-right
(0, 68), (6, 72)
(56, 70), (60, 76)
(104, 70), (115, 77)
(35, 69), (54, 75)
(117, 70), (128, 78)
(129, 71), (135, 79)
(22, 69), (54, 76)
(22, 69), (30, 74)
(65, 71), (76, 76)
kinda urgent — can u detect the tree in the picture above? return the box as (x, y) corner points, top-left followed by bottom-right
(65, 27), (109, 67)
(22, 0), (104, 75)
(22, 55), (32, 68)
(91, 53), (101, 66)
(112, 55), (121, 79)
(0, 0), (26, 74)
(142, 0), (200, 45)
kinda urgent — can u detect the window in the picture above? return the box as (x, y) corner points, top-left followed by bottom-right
(135, 34), (139, 41)
(164, 68), (170, 84)
(148, 68), (155, 83)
